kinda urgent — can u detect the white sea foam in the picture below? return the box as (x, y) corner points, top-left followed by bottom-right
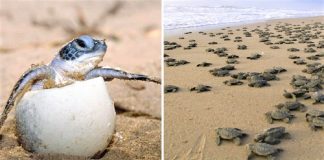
(164, 5), (324, 30)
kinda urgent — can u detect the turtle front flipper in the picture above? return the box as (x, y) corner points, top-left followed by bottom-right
(216, 135), (221, 146)
(85, 67), (161, 84)
(0, 65), (56, 130)
(265, 112), (273, 124)
(233, 137), (241, 145)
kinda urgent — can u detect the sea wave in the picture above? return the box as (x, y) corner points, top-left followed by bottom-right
(164, 5), (324, 30)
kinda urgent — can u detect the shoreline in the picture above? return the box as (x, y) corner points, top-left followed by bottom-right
(165, 15), (324, 37)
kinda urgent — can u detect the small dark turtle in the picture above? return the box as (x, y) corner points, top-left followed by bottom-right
(260, 73), (278, 81)
(208, 41), (218, 45)
(270, 46), (280, 49)
(248, 75), (269, 88)
(304, 79), (322, 92)
(311, 92), (324, 104)
(287, 48), (300, 52)
(164, 85), (179, 93)
(196, 62), (212, 67)
(265, 109), (294, 124)
(231, 72), (249, 80)
(223, 79), (243, 86)
(206, 48), (215, 52)
(190, 85), (211, 93)
(227, 54), (239, 59)
(226, 59), (239, 64)
(216, 52), (228, 57)
(275, 100), (307, 112)
(264, 67), (287, 74)
(247, 53), (262, 60)
(215, 128), (247, 146)
(238, 45), (247, 50)
(247, 143), (283, 160)
(164, 58), (176, 62)
(283, 90), (309, 99)
(308, 117), (324, 131)
(254, 127), (290, 145)
(306, 109), (324, 122)
(220, 65), (235, 70)
(210, 69), (230, 77)
(304, 47), (316, 53)
(288, 55), (300, 59)
(306, 55), (319, 60)
(293, 59), (306, 65)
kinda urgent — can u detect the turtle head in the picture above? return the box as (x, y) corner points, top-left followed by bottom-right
(59, 35), (107, 62)
(246, 143), (254, 150)
(51, 35), (107, 78)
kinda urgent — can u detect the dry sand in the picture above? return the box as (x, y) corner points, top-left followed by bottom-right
(164, 16), (324, 160)
(0, 0), (161, 159)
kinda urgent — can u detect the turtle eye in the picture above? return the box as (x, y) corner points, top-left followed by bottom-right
(76, 39), (87, 48)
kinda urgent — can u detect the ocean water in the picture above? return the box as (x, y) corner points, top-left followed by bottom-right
(164, 0), (324, 30)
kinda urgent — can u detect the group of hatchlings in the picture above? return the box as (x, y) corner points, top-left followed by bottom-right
(216, 96), (324, 160)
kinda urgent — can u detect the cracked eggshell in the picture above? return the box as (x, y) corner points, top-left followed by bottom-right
(15, 77), (115, 157)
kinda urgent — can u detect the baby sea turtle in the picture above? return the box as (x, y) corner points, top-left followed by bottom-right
(226, 59), (239, 64)
(247, 53), (262, 60)
(306, 109), (324, 122)
(288, 55), (300, 59)
(196, 62), (212, 67)
(287, 48), (300, 52)
(223, 79), (243, 86)
(265, 109), (294, 124)
(274, 100), (307, 112)
(246, 143), (282, 160)
(293, 59), (306, 65)
(164, 85), (179, 93)
(227, 54), (239, 59)
(283, 90), (309, 99)
(238, 45), (247, 50)
(0, 35), (160, 130)
(311, 92), (324, 104)
(270, 46), (280, 49)
(248, 75), (269, 88)
(254, 127), (290, 145)
(210, 69), (230, 77)
(190, 85), (211, 93)
(264, 67), (287, 74)
(308, 117), (324, 131)
(215, 128), (247, 146)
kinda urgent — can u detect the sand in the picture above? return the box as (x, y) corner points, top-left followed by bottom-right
(164, 16), (324, 159)
(0, 0), (161, 159)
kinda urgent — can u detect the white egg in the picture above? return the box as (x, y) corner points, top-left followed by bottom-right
(15, 77), (115, 157)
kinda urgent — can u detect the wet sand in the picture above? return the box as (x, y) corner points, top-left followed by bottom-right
(0, 0), (161, 159)
(164, 16), (324, 159)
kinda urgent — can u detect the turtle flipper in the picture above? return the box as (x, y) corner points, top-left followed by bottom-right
(0, 65), (56, 130)
(85, 67), (161, 84)
(216, 135), (221, 146)
(233, 137), (241, 145)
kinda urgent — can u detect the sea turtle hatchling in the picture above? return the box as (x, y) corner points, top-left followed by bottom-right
(254, 127), (290, 145)
(274, 100), (307, 112)
(223, 79), (243, 86)
(215, 128), (247, 146)
(308, 117), (324, 131)
(190, 85), (212, 93)
(311, 91), (324, 104)
(164, 85), (179, 93)
(265, 109), (295, 124)
(306, 109), (324, 122)
(0, 35), (160, 130)
(246, 143), (283, 160)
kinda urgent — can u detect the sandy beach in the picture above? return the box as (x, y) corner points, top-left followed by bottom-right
(164, 16), (324, 160)
(0, 0), (161, 159)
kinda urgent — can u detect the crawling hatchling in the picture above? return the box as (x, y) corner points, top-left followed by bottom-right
(308, 117), (324, 131)
(306, 109), (324, 122)
(254, 127), (290, 145)
(265, 109), (295, 124)
(0, 35), (160, 130)
(215, 128), (247, 146)
(246, 143), (283, 160)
